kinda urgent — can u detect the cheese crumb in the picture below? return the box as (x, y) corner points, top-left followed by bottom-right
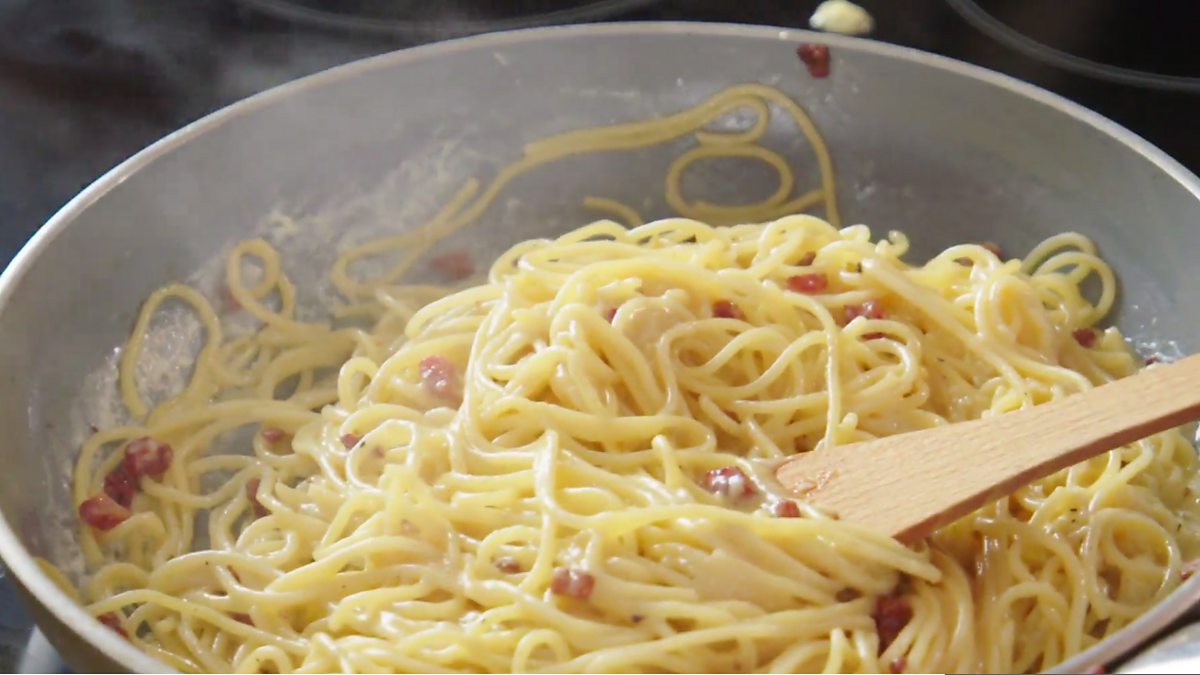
(809, 0), (875, 36)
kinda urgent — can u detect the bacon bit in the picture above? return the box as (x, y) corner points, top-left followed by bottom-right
(603, 306), (618, 322)
(796, 43), (831, 78)
(97, 612), (128, 639)
(1145, 355), (1160, 365)
(79, 494), (131, 531)
(773, 500), (801, 518)
(873, 593), (913, 653)
(429, 250), (475, 281)
(981, 241), (1004, 258)
(103, 465), (137, 508)
(261, 427), (287, 443)
(712, 300), (743, 319)
(798, 251), (816, 266)
(122, 437), (173, 479)
(787, 273), (828, 294)
(232, 613), (254, 625)
(844, 300), (884, 324)
(550, 568), (595, 600)
(245, 478), (268, 518)
(494, 557), (522, 573)
(1182, 559), (1199, 580)
(419, 355), (462, 402)
(889, 656), (907, 674)
(701, 466), (757, 498)
(340, 434), (361, 448)
(218, 284), (242, 312)
(1073, 328), (1097, 348)
(836, 588), (861, 602)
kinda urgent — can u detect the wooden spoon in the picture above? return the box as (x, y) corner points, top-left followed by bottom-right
(775, 353), (1200, 544)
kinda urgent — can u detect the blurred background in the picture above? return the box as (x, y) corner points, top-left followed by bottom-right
(1, 0), (1198, 670)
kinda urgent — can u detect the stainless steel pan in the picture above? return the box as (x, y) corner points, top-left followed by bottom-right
(1, 22), (1198, 673)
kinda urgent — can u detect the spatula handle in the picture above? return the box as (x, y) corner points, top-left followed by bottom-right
(775, 353), (1200, 543)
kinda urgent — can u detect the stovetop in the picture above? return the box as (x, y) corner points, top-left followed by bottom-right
(2, 0), (1198, 670)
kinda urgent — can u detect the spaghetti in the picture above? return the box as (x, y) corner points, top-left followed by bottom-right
(68, 84), (1200, 673)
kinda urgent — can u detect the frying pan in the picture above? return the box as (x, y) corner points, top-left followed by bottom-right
(0, 22), (1197, 673)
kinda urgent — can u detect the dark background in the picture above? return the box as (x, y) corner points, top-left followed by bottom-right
(2, 0), (1198, 670)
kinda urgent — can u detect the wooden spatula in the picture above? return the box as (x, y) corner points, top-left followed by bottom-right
(775, 353), (1200, 544)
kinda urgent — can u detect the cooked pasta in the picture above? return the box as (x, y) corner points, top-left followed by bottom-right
(66, 84), (1200, 674)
